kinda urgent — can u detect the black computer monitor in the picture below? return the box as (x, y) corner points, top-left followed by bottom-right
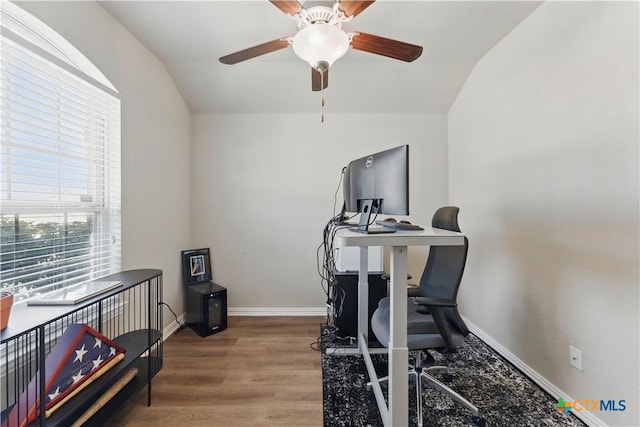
(343, 144), (409, 233)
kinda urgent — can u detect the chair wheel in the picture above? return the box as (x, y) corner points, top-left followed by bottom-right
(366, 383), (373, 392)
(472, 416), (486, 427)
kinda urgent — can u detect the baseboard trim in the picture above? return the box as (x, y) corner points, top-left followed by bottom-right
(463, 317), (605, 427)
(228, 307), (327, 316)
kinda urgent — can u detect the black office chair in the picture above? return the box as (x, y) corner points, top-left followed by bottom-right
(376, 206), (468, 337)
(370, 206), (484, 427)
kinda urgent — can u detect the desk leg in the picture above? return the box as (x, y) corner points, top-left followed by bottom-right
(389, 245), (408, 427)
(357, 246), (369, 352)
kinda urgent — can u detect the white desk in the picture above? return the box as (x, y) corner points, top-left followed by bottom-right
(335, 227), (465, 427)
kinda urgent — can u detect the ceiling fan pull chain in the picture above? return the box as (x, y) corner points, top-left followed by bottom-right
(320, 71), (325, 123)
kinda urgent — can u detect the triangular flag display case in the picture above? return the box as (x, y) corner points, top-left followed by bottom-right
(0, 270), (163, 427)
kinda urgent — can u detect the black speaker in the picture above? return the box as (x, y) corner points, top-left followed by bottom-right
(185, 282), (227, 337)
(333, 271), (387, 342)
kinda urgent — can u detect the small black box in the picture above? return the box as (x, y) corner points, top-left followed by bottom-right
(333, 271), (387, 341)
(185, 282), (227, 337)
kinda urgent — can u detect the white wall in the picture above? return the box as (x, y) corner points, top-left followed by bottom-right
(449, 2), (639, 426)
(191, 113), (449, 311)
(19, 1), (193, 329)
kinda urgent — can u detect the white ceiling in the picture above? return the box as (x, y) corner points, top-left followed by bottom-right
(100, 1), (542, 114)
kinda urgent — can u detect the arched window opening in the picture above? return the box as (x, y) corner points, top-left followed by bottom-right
(1, 2), (121, 303)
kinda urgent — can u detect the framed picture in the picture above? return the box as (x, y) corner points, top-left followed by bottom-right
(181, 248), (212, 286)
(190, 255), (205, 277)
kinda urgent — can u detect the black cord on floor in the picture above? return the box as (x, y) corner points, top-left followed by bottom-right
(158, 301), (186, 330)
(310, 337), (322, 352)
(311, 323), (339, 352)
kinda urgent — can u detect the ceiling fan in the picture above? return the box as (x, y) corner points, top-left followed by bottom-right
(219, 0), (423, 92)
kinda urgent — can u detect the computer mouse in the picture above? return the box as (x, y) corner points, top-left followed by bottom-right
(399, 220), (412, 225)
(386, 218), (397, 223)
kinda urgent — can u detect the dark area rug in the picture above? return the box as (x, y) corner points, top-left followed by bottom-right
(321, 326), (586, 427)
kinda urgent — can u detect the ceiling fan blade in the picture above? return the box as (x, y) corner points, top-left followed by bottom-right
(351, 32), (423, 62)
(337, 0), (376, 18)
(219, 38), (291, 64)
(311, 67), (329, 92)
(269, 0), (303, 16)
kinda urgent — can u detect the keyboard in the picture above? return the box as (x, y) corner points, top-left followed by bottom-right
(375, 219), (424, 231)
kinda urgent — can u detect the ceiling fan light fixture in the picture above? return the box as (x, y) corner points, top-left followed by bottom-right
(292, 23), (350, 69)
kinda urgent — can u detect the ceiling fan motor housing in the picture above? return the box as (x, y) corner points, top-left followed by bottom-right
(295, 6), (346, 30)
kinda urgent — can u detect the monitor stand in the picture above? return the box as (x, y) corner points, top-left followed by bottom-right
(350, 199), (396, 234)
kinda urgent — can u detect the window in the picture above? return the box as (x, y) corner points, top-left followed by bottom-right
(0, 3), (121, 303)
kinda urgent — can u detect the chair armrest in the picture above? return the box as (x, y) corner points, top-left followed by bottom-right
(412, 297), (456, 307)
(381, 274), (412, 281)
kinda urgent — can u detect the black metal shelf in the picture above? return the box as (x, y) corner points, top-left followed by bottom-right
(0, 269), (163, 427)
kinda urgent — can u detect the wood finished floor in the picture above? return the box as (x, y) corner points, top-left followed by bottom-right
(109, 316), (325, 427)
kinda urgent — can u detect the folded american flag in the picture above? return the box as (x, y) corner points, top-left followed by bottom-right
(2, 324), (125, 427)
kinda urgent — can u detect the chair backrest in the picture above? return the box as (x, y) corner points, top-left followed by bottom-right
(431, 206), (461, 232)
(418, 206), (470, 335)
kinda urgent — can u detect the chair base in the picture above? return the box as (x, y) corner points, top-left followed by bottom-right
(420, 367), (484, 423)
(366, 352), (486, 427)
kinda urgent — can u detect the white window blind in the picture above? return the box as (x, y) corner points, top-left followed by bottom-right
(0, 7), (121, 303)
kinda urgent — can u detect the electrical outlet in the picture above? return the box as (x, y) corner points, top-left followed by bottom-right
(569, 345), (583, 371)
